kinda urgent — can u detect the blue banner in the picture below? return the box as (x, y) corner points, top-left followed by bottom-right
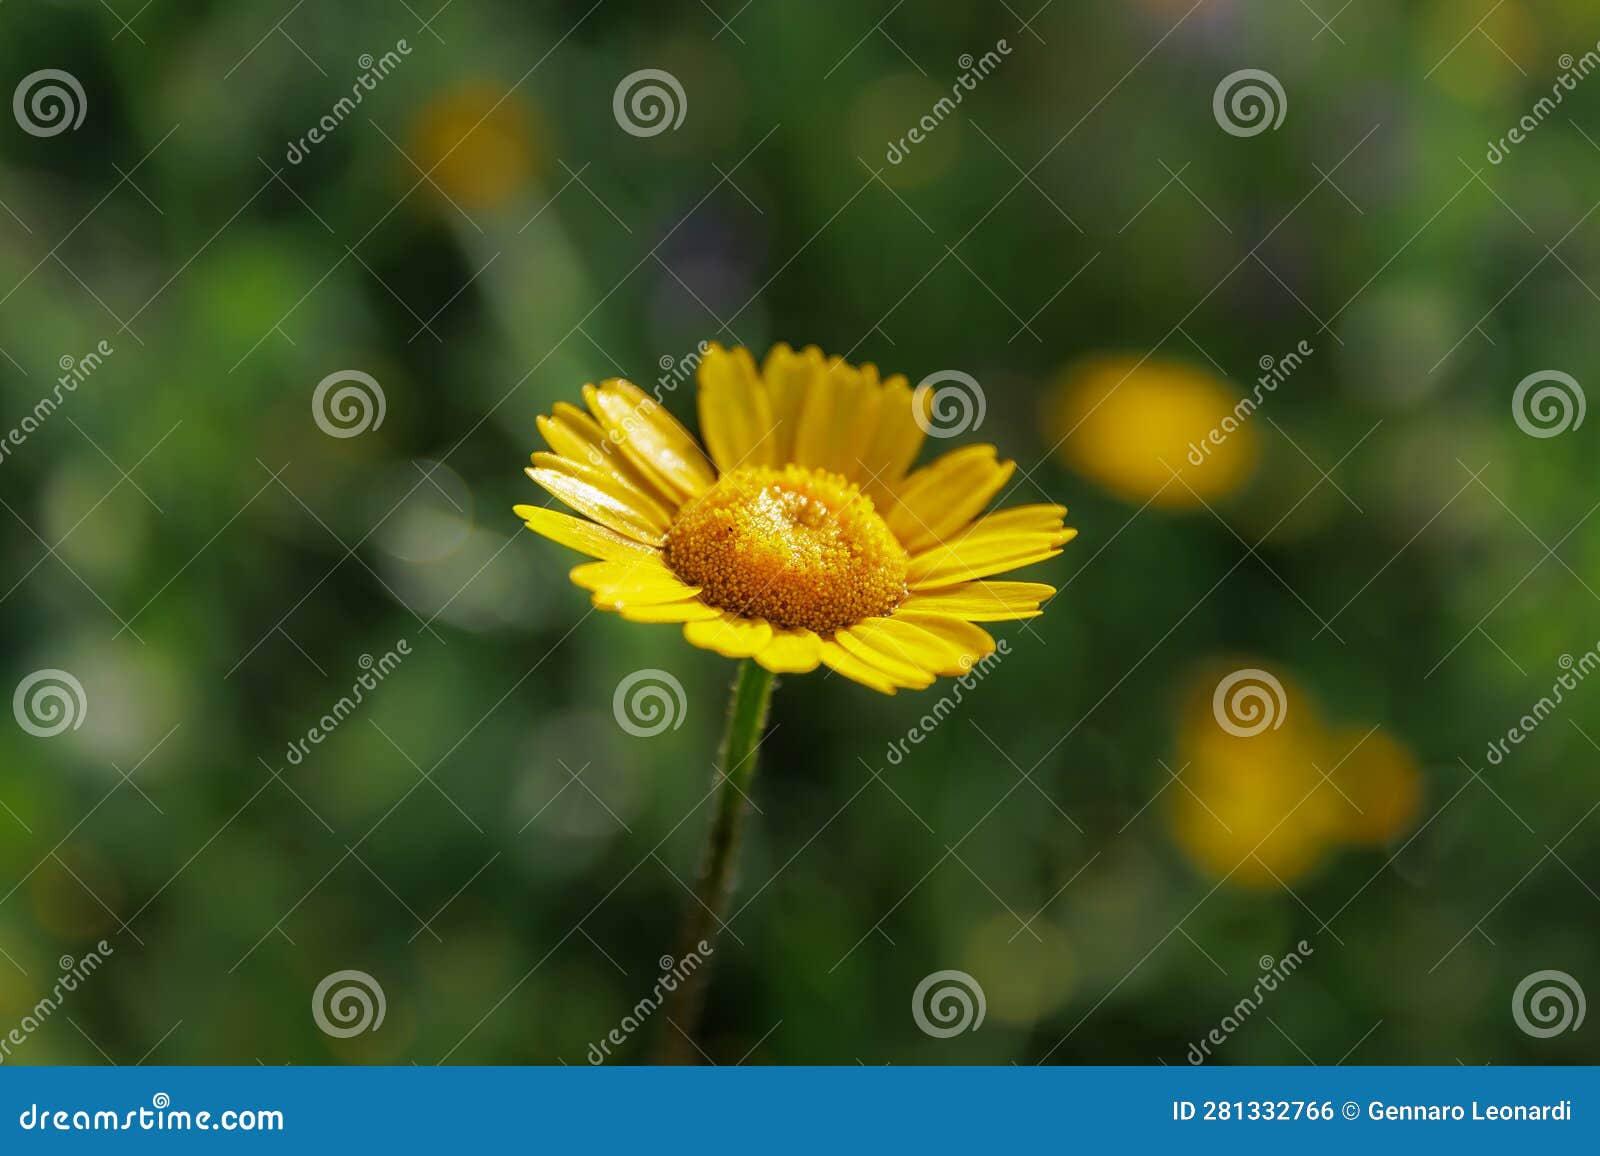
(1, 1066), (1595, 1151)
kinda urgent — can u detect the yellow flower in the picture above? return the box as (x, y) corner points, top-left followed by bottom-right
(1321, 726), (1422, 846)
(1167, 661), (1423, 886)
(407, 82), (539, 211)
(1047, 355), (1258, 508)
(514, 344), (1076, 693)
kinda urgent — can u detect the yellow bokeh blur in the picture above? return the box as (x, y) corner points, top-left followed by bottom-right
(1323, 725), (1423, 846)
(407, 82), (541, 212)
(963, 913), (1076, 1026)
(1046, 356), (1258, 508)
(1167, 661), (1422, 887)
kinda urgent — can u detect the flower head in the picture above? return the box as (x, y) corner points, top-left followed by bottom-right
(514, 344), (1076, 693)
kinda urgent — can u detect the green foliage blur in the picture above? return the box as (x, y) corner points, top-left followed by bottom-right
(1, 0), (1598, 1065)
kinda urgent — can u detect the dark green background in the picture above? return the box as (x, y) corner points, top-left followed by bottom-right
(0, 0), (1596, 1064)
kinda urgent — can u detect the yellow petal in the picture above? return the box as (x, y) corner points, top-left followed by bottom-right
(907, 539), (1074, 589)
(906, 504), (1076, 587)
(964, 503), (1069, 534)
(900, 581), (1055, 621)
(890, 612), (996, 673)
(585, 380), (716, 502)
(697, 344), (777, 472)
(858, 374), (924, 505)
(537, 402), (676, 506)
(833, 626), (937, 688)
(683, 613), (774, 658)
(885, 445), (1015, 553)
(843, 615), (991, 677)
(792, 358), (879, 479)
(570, 560), (701, 607)
(615, 599), (723, 623)
(755, 627), (822, 673)
(760, 343), (823, 463)
(526, 454), (671, 546)
(817, 639), (899, 695)
(514, 504), (661, 563)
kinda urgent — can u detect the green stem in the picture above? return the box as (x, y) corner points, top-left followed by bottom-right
(654, 658), (776, 1064)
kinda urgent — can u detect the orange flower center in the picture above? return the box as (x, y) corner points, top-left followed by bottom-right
(663, 465), (908, 634)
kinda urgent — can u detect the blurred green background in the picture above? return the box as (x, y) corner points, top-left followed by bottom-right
(1, 0), (1598, 1065)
